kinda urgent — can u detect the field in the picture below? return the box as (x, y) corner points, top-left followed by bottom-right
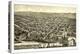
(14, 12), (76, 49)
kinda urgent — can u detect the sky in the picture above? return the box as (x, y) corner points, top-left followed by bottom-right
(14, 4), (76, 13)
